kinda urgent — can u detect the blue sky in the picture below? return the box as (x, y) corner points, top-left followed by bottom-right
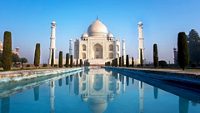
(0, 0), (200, 63)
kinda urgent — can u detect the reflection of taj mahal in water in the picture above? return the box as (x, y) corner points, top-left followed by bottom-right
(49, 69), (144, 113)
(73, 69), (122, 113)
(63, 69), (143, 113)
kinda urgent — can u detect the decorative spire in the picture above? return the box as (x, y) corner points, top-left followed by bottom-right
(96, 16), (99, 20)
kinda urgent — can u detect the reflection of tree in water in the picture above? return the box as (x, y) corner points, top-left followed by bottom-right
(179, 97), (189, 113)
(154, 87), (158, 99)
(58, 79), (62, 87)
(65, 76), (69, 85)
(34, 86), (39, 101)
(126, 76), (129, 86)
(132, 78), (134, 84)
(1, 97), (10, 113)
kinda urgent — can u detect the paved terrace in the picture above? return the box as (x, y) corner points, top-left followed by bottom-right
(107, 67), (200, 77)
(0, 68), (82, 82)
(105, 67), (200, 86)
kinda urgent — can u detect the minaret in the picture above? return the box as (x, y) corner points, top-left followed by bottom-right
(50, 80), (55, 113)
(138, 21), (144, 64)
(139, 81), (144, 113)
(122, 39), (126, 62)
(48, 21), (56, 64)
(69, 39), (73, 56)
(122, 76), (126, 93)
(173, 48), (178, 65)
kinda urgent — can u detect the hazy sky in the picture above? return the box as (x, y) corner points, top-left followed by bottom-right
(0, 0), (200, 63)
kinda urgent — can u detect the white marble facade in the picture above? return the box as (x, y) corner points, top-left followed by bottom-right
(74, 19), (121, 65)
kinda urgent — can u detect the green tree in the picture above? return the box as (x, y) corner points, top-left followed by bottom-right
(0, 53), (2, 67)
(76, 59), (78, 67)
(153, 44), (159, 68)
(119, 57), (122, 67)
(20, 57), (28, 69)
(115, 58), (118, 67)
(12, 53), (20, 66)
(178, 32), (189, 70)
(140, 49), (143, 67)
(79, 59), (83, 67)
(70, 55), (73, 67)
(159, 60), (168, 68)
(126, 55), (129, 67)
(2, 31), (12, 71)
(132, 57), (134, 67)
(59, 51), (63, 68)
(188, 29), (200, 65)
(65, 53), (69, 67)
(34, 43), (40, 67)
(51, 49), (54, 67)
(122, 56), (124, 67)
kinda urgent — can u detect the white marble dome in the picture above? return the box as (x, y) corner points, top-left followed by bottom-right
(88, 19), (108, 36)
(82, 32), (88, 38)
(108, 33), (114, 38)
(88, 98), (107, 113)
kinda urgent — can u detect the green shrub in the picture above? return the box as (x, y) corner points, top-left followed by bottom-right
(59, 51), (63, 68)
(177, 32), (189, 70)
(34, 43), (40, 67)
(2, 31), (12, 71)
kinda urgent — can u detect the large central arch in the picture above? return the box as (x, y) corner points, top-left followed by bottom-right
(93, 43), (103, 59)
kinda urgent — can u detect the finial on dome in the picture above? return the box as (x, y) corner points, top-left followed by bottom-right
(138, 21), (143, 26)
(96, 16), (99, 20)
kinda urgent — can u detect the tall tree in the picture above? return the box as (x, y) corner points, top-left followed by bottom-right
(140, 49), (143, 67)
(51, 49), (54, 67)
(59, 51), (63, 68)
(34, 43), (40, 67)
(20, 57), (28, 69)
(188, 29), (200, 65)
(178, 32), (189, 70)
(122, 56), (124, 67)
(115, 58), (118, 67)
(153, 44), (159, 68)
(119, 57), (122, 67)
(12, 53), (20, 66)
(79, 59), (83, 67)
(76, 59), (78, 67)
(132, 57), (134, 67)
(65, 53), (69, 67)
(70, 55), (73, 67)
(126, 55), (129, 67)
(0, 53), (3, 67)
(2, 31), (12, 71)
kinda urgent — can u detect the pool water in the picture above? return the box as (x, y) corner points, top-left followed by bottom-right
(0, 68), (200, 113)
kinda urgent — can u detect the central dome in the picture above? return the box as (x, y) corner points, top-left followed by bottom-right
(88, 19), (108, 36)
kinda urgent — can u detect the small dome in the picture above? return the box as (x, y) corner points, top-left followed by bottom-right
(108, 33), (114, 38)
(88, 98), (107, 113)
(138, 21), (143, 26)
(82, 33), (88, 38)
(81, 94), (88, 102)
(51, 21), (56, 27)
(88, 19), (108, 36)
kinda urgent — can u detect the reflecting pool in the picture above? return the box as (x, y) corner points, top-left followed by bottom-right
(0, 68), (200, 113)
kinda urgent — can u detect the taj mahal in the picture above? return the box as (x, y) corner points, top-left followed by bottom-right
(74, 19), (121, 65)
(48, 18), (144, 66)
